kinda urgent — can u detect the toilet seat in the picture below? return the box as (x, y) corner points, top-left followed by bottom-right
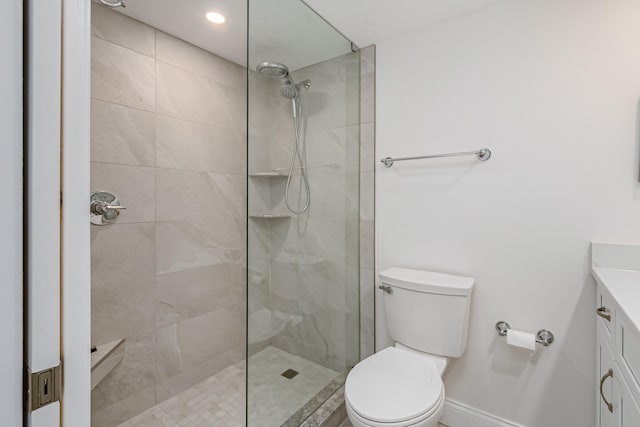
(345, 347), (445, 425)
(346, 395), (444, 427)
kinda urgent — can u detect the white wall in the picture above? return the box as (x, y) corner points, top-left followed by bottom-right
(376, 0), (640, 425)
(0, 0), (22, 424)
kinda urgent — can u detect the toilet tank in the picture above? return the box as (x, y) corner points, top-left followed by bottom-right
(379, 267), (475, 358)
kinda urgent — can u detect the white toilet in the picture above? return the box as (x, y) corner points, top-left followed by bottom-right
(345, 267), (475, 427)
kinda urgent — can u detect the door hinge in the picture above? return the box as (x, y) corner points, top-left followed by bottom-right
(27, 364), (61, 412)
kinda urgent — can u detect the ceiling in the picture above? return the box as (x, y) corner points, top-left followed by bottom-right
(114, 0), (506, 69)
(116, 0), (351, 71)
(303, 0), (507, 48)
(116, 0), (247, 65)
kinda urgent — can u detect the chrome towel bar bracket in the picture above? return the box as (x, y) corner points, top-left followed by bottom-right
(381, 148), (491, 168)
(495, 321), (555, 347)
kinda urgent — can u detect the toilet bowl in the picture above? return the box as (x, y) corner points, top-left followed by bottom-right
(345, 267), (475, 427)
(345, 347), (445, 427)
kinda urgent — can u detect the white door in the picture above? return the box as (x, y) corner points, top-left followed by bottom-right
(25, 0), (62, 424)
(0, 1), (24, 425)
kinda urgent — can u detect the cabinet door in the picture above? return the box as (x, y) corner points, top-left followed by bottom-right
(616, 310), (640, 406)
(599, 329), (617, 427)
(615, 375), (640, 427)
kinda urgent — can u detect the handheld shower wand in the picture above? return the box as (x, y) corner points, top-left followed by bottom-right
(256, 62), (312, 214)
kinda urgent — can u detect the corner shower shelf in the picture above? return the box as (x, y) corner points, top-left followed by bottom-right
(248, 170), (288, 178)
(249, 213), (292, 219)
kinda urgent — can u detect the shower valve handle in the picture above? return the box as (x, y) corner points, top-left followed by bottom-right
(90, 191), (126, 225)
(91, 200), (127, 215)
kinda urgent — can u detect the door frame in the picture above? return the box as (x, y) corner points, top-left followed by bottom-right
(25, 0), (63, 425)
(24, 0), (99, 424)
(60, 0), (92, 425)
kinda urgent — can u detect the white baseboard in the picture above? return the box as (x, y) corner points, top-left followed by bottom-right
(440, 399), (526, 427)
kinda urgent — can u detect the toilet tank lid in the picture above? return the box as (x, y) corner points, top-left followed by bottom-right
(379, 267), (475, 296)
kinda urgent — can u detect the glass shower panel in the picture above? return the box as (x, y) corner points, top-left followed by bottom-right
(89, 2), (247, 426)
(247, 0), (361, 425)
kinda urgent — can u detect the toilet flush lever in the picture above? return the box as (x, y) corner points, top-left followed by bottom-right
(378, 285), (393, 294)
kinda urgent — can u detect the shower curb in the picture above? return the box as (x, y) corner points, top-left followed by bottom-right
(297, 385), (346, 427)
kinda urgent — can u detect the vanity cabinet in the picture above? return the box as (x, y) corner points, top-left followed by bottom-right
(597, 323), (615, 427)
(595, 281), (640, 427)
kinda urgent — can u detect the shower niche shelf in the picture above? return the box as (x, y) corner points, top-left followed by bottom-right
(248, 170), (288, 178)
(249, 213), (291, 219)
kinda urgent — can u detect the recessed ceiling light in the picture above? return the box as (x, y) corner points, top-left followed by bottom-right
(206, 12), (225, 24)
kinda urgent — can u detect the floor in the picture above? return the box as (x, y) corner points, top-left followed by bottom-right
(247, 347), (341, 425)
(117, 346), (340, 427)
(116, 363), (244, 427)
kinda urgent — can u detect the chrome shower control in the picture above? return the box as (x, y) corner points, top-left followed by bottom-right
(90, 191), (126, 225)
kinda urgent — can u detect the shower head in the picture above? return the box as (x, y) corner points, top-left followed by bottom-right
(280, 83), (298, 99)
(257, 62), (290, 79)
(257, 62), (310, 101)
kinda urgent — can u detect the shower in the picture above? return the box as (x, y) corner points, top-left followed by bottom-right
(257, 61), (312, 214)
(85, 1), (365, 426)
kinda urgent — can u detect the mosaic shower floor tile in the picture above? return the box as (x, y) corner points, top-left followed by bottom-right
(117, 346), (340, 427)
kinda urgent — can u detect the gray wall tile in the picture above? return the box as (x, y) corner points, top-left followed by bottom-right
(90, 7), (247, 424)
(91, 100), (155, 166)
(156, 31), (245, 90)
(155, 220), (244, 275)
(91, 37), (155, 111)
(92, 4), (155, 57)
(90, 162), (155, 223)
(156, 61), (244, 130)
(155, 263), (243, 327)
(155, 307), (244, 382)
(156, 169), (244, 222)
(155, 114), (245, 174)
(251, 51), (363, 371)
(91, 333), (156, 427)
(91, 223), (155, 345)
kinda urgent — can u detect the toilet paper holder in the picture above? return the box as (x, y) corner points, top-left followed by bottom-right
(495, 321), (555, 347)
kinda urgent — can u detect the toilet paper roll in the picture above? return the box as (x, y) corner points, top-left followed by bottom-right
(506, 329), (536, 351)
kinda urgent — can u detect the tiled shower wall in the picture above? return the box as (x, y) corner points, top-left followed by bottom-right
(271, 52), (361, 371)
(90, 6), (246, 426)
(248, 47), (375, 372)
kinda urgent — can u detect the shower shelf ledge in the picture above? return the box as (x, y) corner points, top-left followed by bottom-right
(91, 338), (125, 390)
(249, 213), (292, 219)
(248, 171), (288, 177)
